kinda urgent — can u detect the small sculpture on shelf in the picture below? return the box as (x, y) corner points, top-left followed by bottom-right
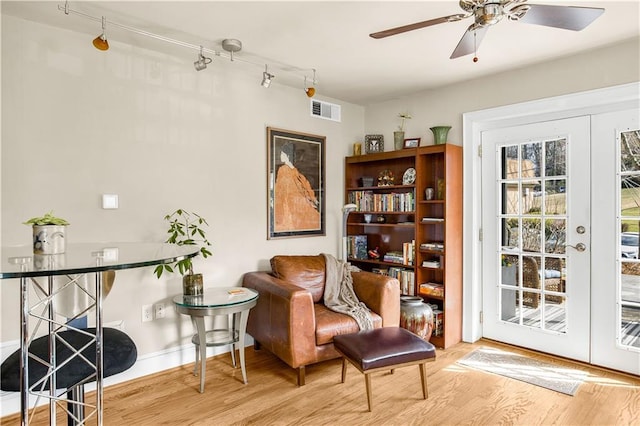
(377, 169), (394, 186)
(368, 247), (381, 260)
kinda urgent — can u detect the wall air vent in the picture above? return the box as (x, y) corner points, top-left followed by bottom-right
(310, 99), (341, 122)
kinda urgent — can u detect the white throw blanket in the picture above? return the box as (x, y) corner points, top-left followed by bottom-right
(322, 253), (373, 331)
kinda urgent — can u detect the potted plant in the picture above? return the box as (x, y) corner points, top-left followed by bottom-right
(23, 211), (69, 254)
(154, 209), (212, 296)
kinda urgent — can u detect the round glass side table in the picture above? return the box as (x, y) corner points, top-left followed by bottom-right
(173, 287), (258, 392)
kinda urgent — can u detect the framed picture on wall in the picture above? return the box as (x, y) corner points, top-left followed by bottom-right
(267, 127), (326, 239)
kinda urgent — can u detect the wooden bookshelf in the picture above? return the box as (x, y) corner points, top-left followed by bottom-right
(345, 144), (462, 348)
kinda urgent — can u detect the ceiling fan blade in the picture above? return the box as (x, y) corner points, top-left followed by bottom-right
(370, 14), (467, 39)
(518, 4), (604, 31)
(450, 25), (489, 59)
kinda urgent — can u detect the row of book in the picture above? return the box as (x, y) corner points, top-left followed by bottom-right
(382, 240), (415, 265)
(346, 235), (368, 260)
(372, 267), (415, 295)
(348, 191), (415, 212)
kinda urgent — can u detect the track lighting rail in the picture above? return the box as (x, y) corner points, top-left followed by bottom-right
(58, 2), (317, 89)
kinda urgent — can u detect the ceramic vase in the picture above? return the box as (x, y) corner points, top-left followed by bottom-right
(394, 131), (405, 150)
(400, 296), (434, 341)
(430, 126), (451, 145)
(183, 273), (204, 296)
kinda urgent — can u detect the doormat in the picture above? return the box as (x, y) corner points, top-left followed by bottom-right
(457, 346), (588, 396)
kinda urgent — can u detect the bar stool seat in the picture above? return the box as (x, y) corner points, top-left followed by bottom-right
(1, 327), (136, 424)
(1, 327), (137, 391)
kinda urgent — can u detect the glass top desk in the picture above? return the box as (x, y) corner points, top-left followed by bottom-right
(0, 242), (199, 426)
(173, 287), (258, 393)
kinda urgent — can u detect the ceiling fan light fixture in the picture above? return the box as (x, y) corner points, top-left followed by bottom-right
(476, 3), (503, 26)
(371, 0), (606, 60)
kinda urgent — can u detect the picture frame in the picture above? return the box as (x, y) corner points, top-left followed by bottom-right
(365, 134), (384, 154)
(403, 138), (421, 148)
(267, 127), (325, 239)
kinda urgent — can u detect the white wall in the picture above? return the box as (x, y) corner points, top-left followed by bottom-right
(364, 37), (640, 147)
(0, 15), (364, 354)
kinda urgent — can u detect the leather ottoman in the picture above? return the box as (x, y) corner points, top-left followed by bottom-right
(333, 327), (436, 411)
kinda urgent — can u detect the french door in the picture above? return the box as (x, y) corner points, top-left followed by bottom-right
(481, 111), (640, 374)
(591, 109), (640, 374)
(481, 116), (591, 361)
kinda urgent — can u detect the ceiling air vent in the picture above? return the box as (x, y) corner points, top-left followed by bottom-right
(310, 99), (341, 122)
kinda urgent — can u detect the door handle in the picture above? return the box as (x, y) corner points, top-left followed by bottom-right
(565, 243), (586, 252)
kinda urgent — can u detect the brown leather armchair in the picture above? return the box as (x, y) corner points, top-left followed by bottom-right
(243, 255), (400, 386)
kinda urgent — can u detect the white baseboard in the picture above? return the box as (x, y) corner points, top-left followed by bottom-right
(0, 338), (249, 418)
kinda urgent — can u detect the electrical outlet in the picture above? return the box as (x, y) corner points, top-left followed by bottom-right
(154, 303), (166, 319)
(142, 304), (153, 322)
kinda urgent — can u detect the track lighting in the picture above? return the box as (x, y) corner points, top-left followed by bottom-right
(92, 16), (109, 51)
(194, 46), (212, 71)
(60, 2), (316, 88)
(261, 65), (274, 88)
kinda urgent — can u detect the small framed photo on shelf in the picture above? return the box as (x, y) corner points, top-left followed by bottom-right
(403, 138), (421, 148)
(365, 134), (384, 154)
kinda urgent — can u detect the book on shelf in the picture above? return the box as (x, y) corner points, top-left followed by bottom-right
(387, 267), (415, 295)
(383, 250), (404, 264)
(346, 235), (368, 260)
(402, 240), (415, 265)
(420, 282), (444, 297)
(421, 217), (444, 222)
(420, 242), (444, 251)
(422, 260), (441, 268)
(433, 309), (443, 336)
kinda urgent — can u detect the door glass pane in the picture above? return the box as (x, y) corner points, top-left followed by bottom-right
(618, 129), (640, 349)
(502, 145), (519, 179)
(501, 182), (519, 215)
(545, 179), (566, 215)
(498, 139), (568, 333)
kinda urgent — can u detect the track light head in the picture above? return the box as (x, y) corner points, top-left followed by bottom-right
(261, 65), (274, 88)
(194, 46), (212, 71)
(93, 16), (109, 51)
(304, 71), (317, 97)
(93, 34), (109, 51)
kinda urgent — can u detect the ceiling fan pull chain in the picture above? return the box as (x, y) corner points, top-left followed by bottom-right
(473, 30), (479, 63)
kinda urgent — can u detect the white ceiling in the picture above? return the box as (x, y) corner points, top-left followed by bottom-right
(3, 0), (639, 105)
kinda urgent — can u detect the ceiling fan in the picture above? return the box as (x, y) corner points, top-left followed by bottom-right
(370, 0), (605, 61)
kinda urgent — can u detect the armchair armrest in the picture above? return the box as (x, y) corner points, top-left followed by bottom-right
(242, 271), (317, 368)
(352, 271), (400, 327)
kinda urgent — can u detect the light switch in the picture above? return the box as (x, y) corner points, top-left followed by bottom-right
(102, 194), (119, 209)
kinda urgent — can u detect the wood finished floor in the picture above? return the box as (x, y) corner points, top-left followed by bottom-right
(2, 339), (639, 425)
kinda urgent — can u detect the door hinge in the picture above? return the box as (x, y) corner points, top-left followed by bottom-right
(479, 228), (483, 241)
(480, 311), (483, 324)
(477, 145), (482, 157)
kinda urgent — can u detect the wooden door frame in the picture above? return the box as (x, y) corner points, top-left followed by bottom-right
(462, 82), (640, 343)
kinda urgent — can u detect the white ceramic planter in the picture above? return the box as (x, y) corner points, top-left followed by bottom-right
(32, 225), (66, 254)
